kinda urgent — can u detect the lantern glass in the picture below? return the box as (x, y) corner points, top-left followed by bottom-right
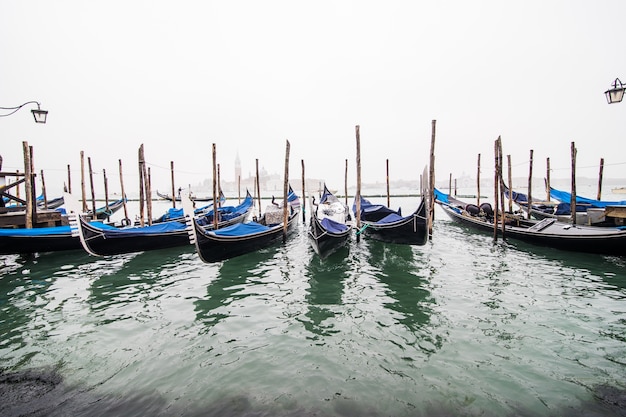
(31, 108), (48, 123)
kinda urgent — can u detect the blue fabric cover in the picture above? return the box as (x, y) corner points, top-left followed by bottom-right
(377, 213), (405, 224)
(550, 187), (626, 208)
(90, 221), (185, 237)
(506, 188), (528, 203)
(434, 188), (449, 204)
(0, 225), (72, 236)
(210, 221), (270, 237)
(320, 217), (348, 233)
(0, 221), (115, 237)
(554, 202), (589, 215)
(353, 196), (400, 217)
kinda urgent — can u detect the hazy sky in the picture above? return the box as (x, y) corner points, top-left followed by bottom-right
(2, 0), (626, 197)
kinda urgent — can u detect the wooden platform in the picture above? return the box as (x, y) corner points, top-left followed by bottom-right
(0, 209), (67, 228)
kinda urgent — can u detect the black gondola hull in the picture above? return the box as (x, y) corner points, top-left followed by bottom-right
(308, 214), (351, 259)
(0, 234), (82, 255)
(359, 198), (429, 246)
(79, 218), (191, 256)
(194, 211), (299, 263)
(439, 202), (626, 256)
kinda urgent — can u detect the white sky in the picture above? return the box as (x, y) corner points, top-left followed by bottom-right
(2, 0), (626, 197)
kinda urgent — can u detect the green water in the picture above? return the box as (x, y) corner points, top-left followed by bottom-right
(1, 201), (625, 416)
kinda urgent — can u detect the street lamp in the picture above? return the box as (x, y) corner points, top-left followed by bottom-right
(0, 101), (48, 123)
(604, 78), (625, 104)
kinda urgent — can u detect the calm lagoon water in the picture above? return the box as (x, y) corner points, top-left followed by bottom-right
(1, 197), (625, 416)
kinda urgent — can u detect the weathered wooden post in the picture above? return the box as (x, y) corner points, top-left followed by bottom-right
(355, 125), (362, 242)
(386, 159), (390, 208)
(40, 169), (48, 209)
(282, 139), (290, 243)
(344, 159), (348, 206)
(527, 149), (534, 220)
(22, 141), (33, 228)
(212, 144), (219, 230)
(546, 157), (551, 201)
(507, 155), (513, 213)
(138, 144), (146, 226)
(477, 153), (481, 206)
(88, 157), (96, 219)
(170, 161), (176, 208)
(103, 168), (110, 221)
(80, 151), (87, 212)
(66, 164), (71, 193)
(429, 120), (436, 240)
(493, 139), (499, 241)
(255, 159), (261, 219)
(570, 142), (577, 225)
(498, 138), (506, 238)
(301, 159), (306, 223)
(597, 157), (604, 201)
(119, 159), (129, 224)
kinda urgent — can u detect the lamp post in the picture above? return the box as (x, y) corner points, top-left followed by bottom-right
(604, 78), (625, 104)
(0, 101), (48, 123)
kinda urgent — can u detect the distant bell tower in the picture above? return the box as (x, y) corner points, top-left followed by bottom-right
(235, 151), (241, 182)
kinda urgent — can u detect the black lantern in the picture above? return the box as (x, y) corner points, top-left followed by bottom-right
(31, 104), (48, 123)
(604, 78), (625, 104)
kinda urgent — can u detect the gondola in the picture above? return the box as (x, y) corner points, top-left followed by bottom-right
(542, 185), (625, 226)
(156, 189), (217, 203)
(87, 197), (127, 220)
(501, 184), (592, 225)
(185, 191), (300, 263)
(308, 184), (352, 258)
(153, 190), (230, 223)
(36, 195), (65, 210)
(0, 225), (82, 254)
(352, 194), (428, 246)
(434, 188), (626, 256)
(67, 191), (253, 256)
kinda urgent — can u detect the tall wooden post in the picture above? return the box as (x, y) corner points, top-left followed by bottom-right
(138, 144), (146, 226)
(103, 169), (109, 221)
(498, 138), (506, 237)
(344, 159), (348, 206)
(301, 159), (306, 223)
(88, 157), (96, 219)
(147, 167), (153, 225)
(80, 151), (87, 212)
(170, 161), (176, 208)
(493, 139), (499, 241)
(22, 141), (33, 229)
(597, 157), (604, 201)
(386, 159), (390, 208)
(40, 169), (48, 209)
(527, 149), (534, 220)
(546, 157), (551, 201)
(29, 146), (36, 223)
(282, 140), (290, 242)
(448, 173), (452, 196)
(255, 159), (261, 219)
(477, 153), (481, 206)
(507, 155), (513, 213)
(429, 120), (436, 240)
(570, 142), (577, 225)
(66, 164), (72, 193)
(355, 125), (362, 242)
(217, 163), (222, 207)
(212, 144), (218, 229)
(119, 159), (129, 223)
